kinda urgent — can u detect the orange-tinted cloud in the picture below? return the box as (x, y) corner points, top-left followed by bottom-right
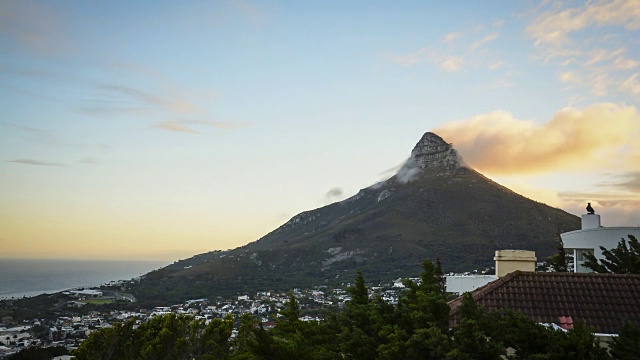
(155, 119), (251, 134)
(434, 103), (640, 174)
(156, 121), (200, 134)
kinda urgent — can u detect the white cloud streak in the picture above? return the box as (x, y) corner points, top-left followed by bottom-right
(527, 0), (640, 100)
(8, 159), (65, 167)
(391, 27), (502, 73)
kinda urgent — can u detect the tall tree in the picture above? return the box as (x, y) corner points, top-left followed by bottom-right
(348, 272), (369, 306)
(274, 291), (301, 336)
(231, 313), (258, 359)
(338, 272), (378, 359)
(583, 235), (640, 274)
(547, 232), (568, 272)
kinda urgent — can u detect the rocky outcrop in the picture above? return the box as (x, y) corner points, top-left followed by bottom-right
(395, 132), (463, 184)
(409, 132), (462, 169)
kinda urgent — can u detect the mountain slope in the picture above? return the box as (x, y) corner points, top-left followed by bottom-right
(132, 133), (580, 302)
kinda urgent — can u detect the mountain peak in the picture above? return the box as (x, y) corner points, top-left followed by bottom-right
(396, 132), (464, 183)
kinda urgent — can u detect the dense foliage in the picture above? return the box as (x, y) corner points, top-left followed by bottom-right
(7, 346), (69, 360)
(74, 260), (631, 360)
(584, 235), (640, 274)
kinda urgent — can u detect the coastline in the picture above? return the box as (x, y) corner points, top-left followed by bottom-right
(0, 258), (169, 300)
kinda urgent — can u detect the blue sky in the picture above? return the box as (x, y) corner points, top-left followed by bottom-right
(1, 0), (639, 260)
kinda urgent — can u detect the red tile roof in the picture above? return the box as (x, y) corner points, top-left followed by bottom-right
(448, 271), (640, 334)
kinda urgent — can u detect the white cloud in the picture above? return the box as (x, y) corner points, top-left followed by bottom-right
(468, 33), (498, 53)
(526, 0), (640, 100)
(527, 0), (640, 46)
(613, 57), (640, 70)
(489, 61), (506, 70)
(443, 32), (462, 43)
(558, 71), (581, 84)
(391, 27), (503, 74)
(621, 73), (640, 95)
(441, 57), (463, 72)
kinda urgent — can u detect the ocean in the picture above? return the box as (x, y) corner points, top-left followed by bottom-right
(0, 259), (169, 299)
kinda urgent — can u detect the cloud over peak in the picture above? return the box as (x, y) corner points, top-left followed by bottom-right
(434, 103), (640, 174)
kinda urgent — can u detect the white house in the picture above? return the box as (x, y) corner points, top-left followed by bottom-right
(561, 211), (640, 273)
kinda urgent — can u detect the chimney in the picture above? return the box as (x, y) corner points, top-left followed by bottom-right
(494, 250), (536, 278)
(581, 214), (601, 229)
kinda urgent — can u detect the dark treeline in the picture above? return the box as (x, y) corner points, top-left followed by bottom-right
(72, 260), (639, 360)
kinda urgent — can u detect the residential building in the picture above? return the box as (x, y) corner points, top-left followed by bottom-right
(561, 211), (640, 272)
(448, 271), (640, 341)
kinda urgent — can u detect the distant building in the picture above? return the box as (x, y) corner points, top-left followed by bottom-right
(445, 250), (535, 295)
(561, 212), (640, 273)
(445, 275), (496, 295)
(493, 250), (536, 278)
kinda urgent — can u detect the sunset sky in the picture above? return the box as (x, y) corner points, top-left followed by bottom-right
(1, 0), (639, 261)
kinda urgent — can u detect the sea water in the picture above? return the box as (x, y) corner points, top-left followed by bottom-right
(0, 259), (169, 299)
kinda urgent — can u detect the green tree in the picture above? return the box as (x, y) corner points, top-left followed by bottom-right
(547, 232), (568, 272)
(609, 321), (640, 360)
(583, 235), (640, 274)
(349, 271), (369, 306)
(550, 320), (611, 360)
(450, 293), (505, 359)
(376, 259), (453, 359)
(337, 272), (378, 359)
(231, 313), (258, 359)
(73, 319), (136, 360)
(74, 314), (234, 360)
(252, 292), (341, 360)
(274, 292), (301, 336)
(8, 346), (69, 360)
(399, 258), (449, 332)
(194, 315), (234, 359)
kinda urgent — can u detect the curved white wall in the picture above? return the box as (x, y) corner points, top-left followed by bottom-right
(561, 223), (640, 272)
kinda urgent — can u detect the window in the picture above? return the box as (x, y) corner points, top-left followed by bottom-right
(575, 249), (593, 262)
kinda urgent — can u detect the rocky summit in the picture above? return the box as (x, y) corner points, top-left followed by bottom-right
(406, 132), (461, 169)
(132, 132), (580, 302)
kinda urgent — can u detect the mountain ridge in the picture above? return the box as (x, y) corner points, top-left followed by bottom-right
(131, 132), (580, 302)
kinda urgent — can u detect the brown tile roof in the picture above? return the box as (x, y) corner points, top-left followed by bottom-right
(448, 271), (640, 334)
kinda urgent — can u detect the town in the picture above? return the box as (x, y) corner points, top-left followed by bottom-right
(0, 267), (495, 359)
